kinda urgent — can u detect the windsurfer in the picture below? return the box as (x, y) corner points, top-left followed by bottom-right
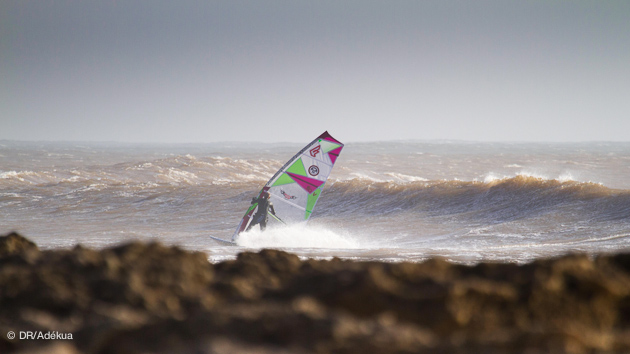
(246, 191), (276, 231)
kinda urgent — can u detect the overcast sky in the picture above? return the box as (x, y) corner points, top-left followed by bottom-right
(1, 1), (629, 143)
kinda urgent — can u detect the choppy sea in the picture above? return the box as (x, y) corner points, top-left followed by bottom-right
(1, 140), (629, 264)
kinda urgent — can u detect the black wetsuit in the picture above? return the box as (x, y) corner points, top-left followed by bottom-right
(247, 196), (275, 231)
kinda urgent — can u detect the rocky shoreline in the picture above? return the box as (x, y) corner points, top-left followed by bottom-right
(1, 232), (630, 353)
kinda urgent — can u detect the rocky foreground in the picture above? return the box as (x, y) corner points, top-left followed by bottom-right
(1, 233), (630, 354)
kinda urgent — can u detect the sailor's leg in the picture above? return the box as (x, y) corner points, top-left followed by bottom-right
(247, 214), (263, 231)
(260, 219), (267, 231)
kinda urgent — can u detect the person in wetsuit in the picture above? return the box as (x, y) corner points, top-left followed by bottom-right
(246, 191), (276, 231)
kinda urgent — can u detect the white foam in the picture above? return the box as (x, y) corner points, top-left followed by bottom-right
(236, 223), (362, 249)
(516, 170), (550, 180)
(0, 170), (37, 181)
(384, 172), (428, 182)
(162, 168), (199, 184)
(483, 171), (580, 184)
(483, 173), (504, 183)
(557, 172), (575, 183)
(344, 173), (387, 183)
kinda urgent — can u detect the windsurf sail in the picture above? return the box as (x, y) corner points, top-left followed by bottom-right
(232, 131), (344, 241)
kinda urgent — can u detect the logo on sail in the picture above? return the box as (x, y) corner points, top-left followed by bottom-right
(309, 145), (321, 157)
(281, 190), (297, 200)
(308, 165), (320, 176)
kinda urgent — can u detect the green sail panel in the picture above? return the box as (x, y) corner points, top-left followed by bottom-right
(286, 158), (308, 176)
(271, 173), (295, 187)
(305, 188), (322, 220)
(320, 140), (342, 154)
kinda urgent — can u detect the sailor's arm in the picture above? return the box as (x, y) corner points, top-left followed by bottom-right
(269, 203), (276, 215)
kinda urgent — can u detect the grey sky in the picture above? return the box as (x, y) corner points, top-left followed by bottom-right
(2, 1), (629, 143)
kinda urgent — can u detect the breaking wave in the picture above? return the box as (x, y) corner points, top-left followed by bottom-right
(319, 175), (630, 222)
(235, 223), (362, 249)
(2, 148), (629, 228)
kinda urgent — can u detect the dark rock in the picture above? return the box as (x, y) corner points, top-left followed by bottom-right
(94, 299), (437, 354)
(0, 232), (38, 257)
(2, 233), (630, 354)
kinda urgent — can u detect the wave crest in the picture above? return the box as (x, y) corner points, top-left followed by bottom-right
(319, 176), (629, 221)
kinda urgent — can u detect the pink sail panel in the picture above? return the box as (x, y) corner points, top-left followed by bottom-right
(327, 146), (343, 165)
(287, 172), (325, 193)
